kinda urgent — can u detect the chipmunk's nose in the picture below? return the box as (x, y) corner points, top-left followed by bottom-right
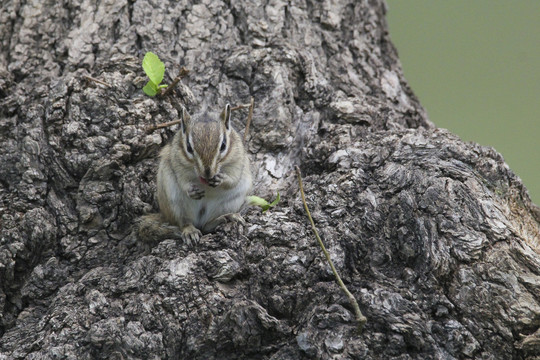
(204, 168), (211, 179)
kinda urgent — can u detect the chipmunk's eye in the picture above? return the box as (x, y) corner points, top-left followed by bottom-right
(186, 137), (194, 155)
(220, 135), (227, 153)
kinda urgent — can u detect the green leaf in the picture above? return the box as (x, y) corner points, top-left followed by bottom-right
(143, 81), (158, 96)
(247, 195), (268, 207)
(267, 192), (280, 210)
(247, 192), (280, 212)
(142, 52), (165, 86)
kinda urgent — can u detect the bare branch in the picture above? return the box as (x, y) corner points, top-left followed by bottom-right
(295, 166), (367, 334)
(243, 97), (254, 143)
(145, 97), (255, 135)
(145, 119), (182, 133)
(84, 75), (112, 88)
(159, 67), (189, 97)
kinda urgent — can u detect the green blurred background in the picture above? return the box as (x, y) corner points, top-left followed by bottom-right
(386, 0), (539, 205)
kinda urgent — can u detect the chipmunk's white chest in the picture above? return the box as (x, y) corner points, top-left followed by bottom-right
(183, 177), (250, 230)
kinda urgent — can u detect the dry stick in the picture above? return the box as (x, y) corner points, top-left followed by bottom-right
(295, 166), (367, 334)
(159, 67), (189, 97)
(145, 67), (189, 133)
(84, 75), (112, 88)
(146, 119), (182, 133)
(231, 102), (250, 111)
(243, 97), (254, 143)
(145, 99), (254, 133)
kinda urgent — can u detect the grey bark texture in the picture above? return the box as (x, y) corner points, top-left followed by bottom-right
(1, 0), (539, 359)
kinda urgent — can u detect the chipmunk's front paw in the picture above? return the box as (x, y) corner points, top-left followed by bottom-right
(208, 173), (224, 187)
(187, 184), (205, 199)
(181, 224), (202, 245)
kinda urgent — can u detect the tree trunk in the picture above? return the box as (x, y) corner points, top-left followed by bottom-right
(1, 0), (539, 358)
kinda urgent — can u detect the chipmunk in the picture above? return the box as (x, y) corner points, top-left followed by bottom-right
(140, 103), (252, 245)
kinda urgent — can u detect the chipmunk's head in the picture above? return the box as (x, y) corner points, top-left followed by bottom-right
(179, 104), (233, 184)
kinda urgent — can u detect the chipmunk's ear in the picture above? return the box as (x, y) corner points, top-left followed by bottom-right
(221, 103), (231, 130)
(181, 107), (191, 134)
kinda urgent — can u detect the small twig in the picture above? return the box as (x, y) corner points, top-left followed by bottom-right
(295, 166), (367, 334)
(159, 67), (189, 97)
(145, 119), (182, 133)
(145, 97), (255, 134)
(243, 97), (254, 143)
(229, 97), (254, 142)
(231, 103), (251, 111)
(84, 75), (111, 88)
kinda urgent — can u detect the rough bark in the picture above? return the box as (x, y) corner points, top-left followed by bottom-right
(1, 0), (539, 359)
